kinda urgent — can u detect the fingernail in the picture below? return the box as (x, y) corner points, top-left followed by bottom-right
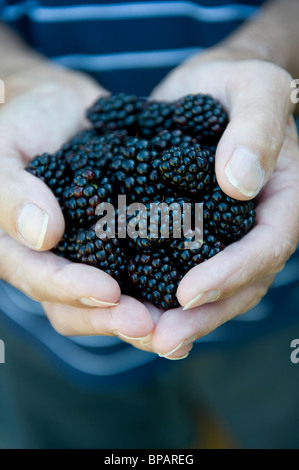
(158, 336), (196, 358)
(113, 331), (152, 342)
(162, 352), (190, 361)
(225, 147), (265, 197)
(80, 297), (118, 308)
(140, 333), (153, 346)
(17, 203), (49, 249)
(183, 289), (220, 311)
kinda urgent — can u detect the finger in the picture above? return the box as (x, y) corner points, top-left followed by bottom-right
(215, 62), (294, 200)
(0, 158), (65, 251)
(0, 230), (121, 307)
(43, 295), (155, 340)
(152, 276), (273, 359)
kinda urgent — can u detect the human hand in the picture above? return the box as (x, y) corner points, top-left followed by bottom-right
(146, 49), (299, 359)
(0, 63), (156, 344)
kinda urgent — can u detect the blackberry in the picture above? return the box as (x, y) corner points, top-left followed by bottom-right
(203, 185), (256, 243)
(137, 100), (176, 137)
(26, 151), (71, 203)
(62, 168), (114, 226)
(127, 250), (182, 310)
(173, 94), (228, 142)
(127, 196), (192, 250)
(110, 136), (168, 203)
(151, 129), (200, 151)
(65, 130), (127, 173)
(76, 225), (126, 282)
(62, 128), (98, 155)
(159, 146), (214, 196)
(170, 229), (226, 272)
(86, 93), (142, 131)
(53, 228), (80, 262)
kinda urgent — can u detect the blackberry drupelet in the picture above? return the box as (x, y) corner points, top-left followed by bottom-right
(159, 145), (214, 196)
(173, 93), (228, 142)
(203, 185), (256, 243)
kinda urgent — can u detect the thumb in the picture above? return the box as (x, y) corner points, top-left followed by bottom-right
(0, 155), (65, 251)
(215, 62), (294, 200)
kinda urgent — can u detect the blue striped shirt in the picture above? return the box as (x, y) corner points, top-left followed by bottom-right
(1, 0), (299, 387)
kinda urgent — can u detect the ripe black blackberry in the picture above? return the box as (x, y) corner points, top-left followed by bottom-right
(127, 250), (182, 310)
(136, 100), (176, 137)
(62, 168), (114, 227)
(126, 196), (190, 250)
(151, 129), (200, 151)
(170, 229), (226, 272)
(62, 128), (97, 154)
(65, 130), (127, 173)
(76, 225), (126, 283)
(53, 228), (80, 262)
(110, 136), (170, 203)
(203, 185), (256, 243)
(173, 94), (228, 142)
(26, 151), (71, 203)
(86, 92), (142, 131)
(159, 146), (214, 196)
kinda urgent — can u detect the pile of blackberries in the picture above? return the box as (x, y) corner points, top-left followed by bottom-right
(26, 92), (256, 310)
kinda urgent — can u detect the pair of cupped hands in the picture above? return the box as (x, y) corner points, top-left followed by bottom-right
(1, 46), (298, 360)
